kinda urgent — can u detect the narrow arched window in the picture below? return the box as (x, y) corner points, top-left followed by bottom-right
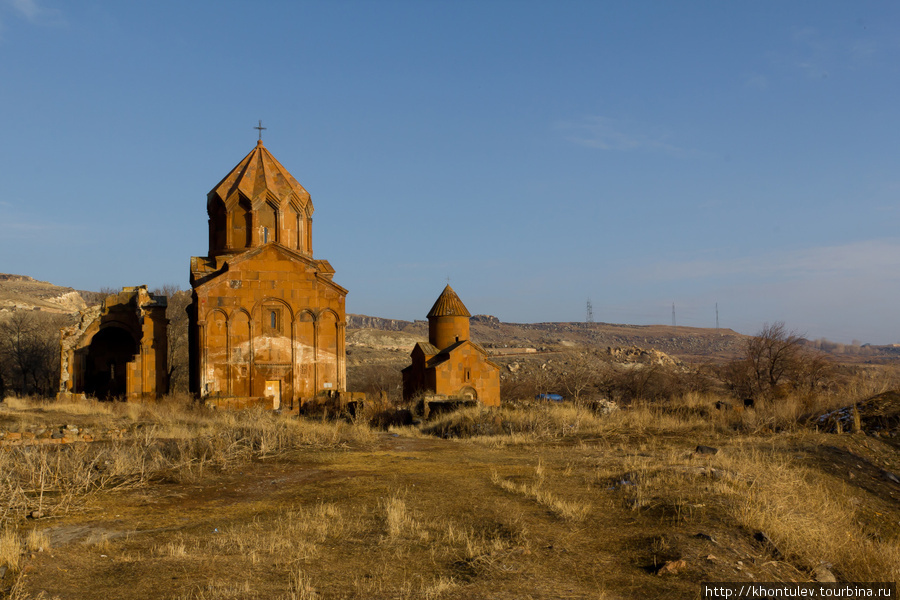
(296, 213), (302, 249)
(263, 227), (269, 243)
(270, 311), (277, 329)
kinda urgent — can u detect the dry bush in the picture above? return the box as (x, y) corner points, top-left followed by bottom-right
(422, 404), (607, 441)
(0, 529), (21, 571)
(0, 399), (374, 530)
(207, 502), (358, 566)
(382, 495), (427, 541)
(421, 395), (723, 444)
(722, 322), (837, 404)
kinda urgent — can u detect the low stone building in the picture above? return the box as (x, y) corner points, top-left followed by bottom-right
(59, 286), (168, 400)
(189, 139), (347, 410)
(401, 285), (500, 406)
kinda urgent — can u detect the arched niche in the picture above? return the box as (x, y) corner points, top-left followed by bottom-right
(230, 310), (251, 397)
(206, 310), (228, 395)
(255, 299), (292, 364)
(317, 310), (339, 392)
(230, 198), (252, 249)
(287, 204), (302, 251)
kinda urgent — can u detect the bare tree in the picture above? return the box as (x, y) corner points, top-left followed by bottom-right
(555, 350), (604, 403)
(0, 311), (68, 397)
(152, 286), (190, 394)
(723, 321), (833, 402)
(348, 364), (402, 402)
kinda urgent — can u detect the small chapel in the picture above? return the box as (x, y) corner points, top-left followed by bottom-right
(401, 285), (501, 406)
(188, 138), (347, 410)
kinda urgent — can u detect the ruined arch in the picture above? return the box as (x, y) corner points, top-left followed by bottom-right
(83, 325), (138, 400)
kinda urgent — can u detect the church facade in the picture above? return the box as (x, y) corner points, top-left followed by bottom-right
(401, 285), (500, 406)
(189, 140), (347, 410)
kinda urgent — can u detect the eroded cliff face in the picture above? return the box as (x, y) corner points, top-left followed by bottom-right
(345, 314), (413, 331)
(0, 274), (87, 314)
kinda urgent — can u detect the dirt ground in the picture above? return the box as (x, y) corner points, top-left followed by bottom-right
(10, 424), (900, 600)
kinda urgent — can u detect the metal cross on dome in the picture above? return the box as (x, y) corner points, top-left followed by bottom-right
(255, 120), (267, 141)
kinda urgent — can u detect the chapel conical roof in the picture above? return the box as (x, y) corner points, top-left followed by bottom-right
(208, 140), (312, 209)
(427, 285), (471, 318)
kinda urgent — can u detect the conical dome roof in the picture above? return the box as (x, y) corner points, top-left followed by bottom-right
(427, 285), (471, 318)
(209, 140), (312, 210)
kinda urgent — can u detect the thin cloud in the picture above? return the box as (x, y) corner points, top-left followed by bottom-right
(558, 116), (693, 157)
(636, 239), (900, 283)
(6, 0), (64, 25)
(744, 73), (768, 90)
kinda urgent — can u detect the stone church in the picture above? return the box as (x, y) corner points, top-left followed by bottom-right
(401, 285), (500, 406)
(189, 139), (347, 410)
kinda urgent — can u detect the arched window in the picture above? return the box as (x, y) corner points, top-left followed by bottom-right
(259, 203), (277, 244)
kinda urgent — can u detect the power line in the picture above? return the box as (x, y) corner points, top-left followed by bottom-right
(586, 298), (594, 323)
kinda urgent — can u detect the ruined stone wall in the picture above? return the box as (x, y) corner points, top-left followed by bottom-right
(58, 286), (167, 400)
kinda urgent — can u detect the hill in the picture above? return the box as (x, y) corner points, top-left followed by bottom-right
(0, 274), (87, 315)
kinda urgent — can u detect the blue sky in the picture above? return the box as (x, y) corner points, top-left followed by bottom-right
(1, 1), (899, 344)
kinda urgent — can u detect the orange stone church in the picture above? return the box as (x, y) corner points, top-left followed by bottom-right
(188, 139), (347, 409)
(401, 285), (501, 406)
(60, 130), (503, 411)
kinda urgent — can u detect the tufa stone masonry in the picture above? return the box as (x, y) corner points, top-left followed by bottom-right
(59, 286), (168, 400)
(58, 135), (501, 411)
(402, 285), (501, 406)
(189, 140), (347, 410)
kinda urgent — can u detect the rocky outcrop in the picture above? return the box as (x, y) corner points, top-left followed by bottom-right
(606, 345), (681, 367)
(471, 314), (500, 327)
(0, 274), (87, 315)
(346, 314), (413, 331)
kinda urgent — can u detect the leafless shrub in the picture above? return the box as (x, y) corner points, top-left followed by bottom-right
(0, 311), (70, 397)
(347, 364), (401, 403)
(721, 322), (835, 404)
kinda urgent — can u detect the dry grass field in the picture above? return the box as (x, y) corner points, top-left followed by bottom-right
(1, 388), (898, 600)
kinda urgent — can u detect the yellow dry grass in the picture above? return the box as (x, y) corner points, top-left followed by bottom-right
(1, 390), (898, 599)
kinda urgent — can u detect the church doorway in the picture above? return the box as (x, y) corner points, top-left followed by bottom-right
(458, 386), (478, 401)
(265, 379), (282, 410)
(84, 327), (138, 400)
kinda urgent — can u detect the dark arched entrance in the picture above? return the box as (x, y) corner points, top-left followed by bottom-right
(84, 326), (138, 399)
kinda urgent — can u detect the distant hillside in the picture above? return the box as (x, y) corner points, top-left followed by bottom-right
(1, 274), (891, 365)
(346, 313), (898, 365)
(0, 274), (87, 315)
(347, 313), (747, 363)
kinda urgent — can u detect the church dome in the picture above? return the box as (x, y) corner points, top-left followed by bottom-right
(205, 140), (314, 258)
(427, 285), (471, 318)
(209, 140), (312, 209)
